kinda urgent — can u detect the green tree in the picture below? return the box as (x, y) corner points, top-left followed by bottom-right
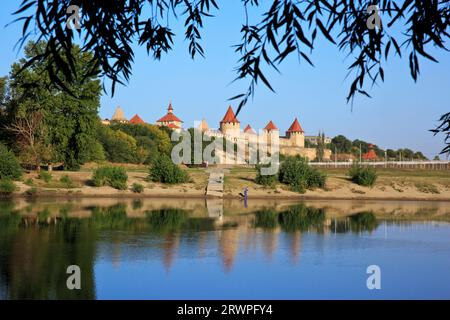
(399, 148), (415, 160)
(315, 132), (325, 162)
(109, 123), (172, 163)
(352, 140), (370, 155)
(0, 77), (6, 104)
(0, 143), (22, 180)
(97, 126), (139, 163)
(386, 149), (397, 159)
(414, 151), (427, 160)
(5, 41), (101, 170)
(331, 135), (352, 154)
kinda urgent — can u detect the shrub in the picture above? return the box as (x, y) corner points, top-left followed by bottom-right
(24, 178), (34, 186)
(0, 144), (22, 180)
(25, 187), (38, 197)
(278, 156), (327, 193)
(0, 179), (16, 196)
(415, 182), (440, 194)
(60, 175), (75, 188)
(92, 166), (128, 190)
(148, 154), (190, 184)
(255, 164), (278, 187)
(306, 168), (327, 189)
(348, 164), (377, 187)
(38, 171), (52, 183)
(132, 182), (144, 193)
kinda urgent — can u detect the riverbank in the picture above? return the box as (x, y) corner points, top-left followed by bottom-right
(6, 165), (450, 201)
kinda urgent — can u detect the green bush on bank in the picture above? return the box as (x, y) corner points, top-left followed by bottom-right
(348, 164), (377, 187)
(0, 144), (22, 180)
(38, 171), (52, 183)
(59, 175), (75, 188)
(92, 166), (128, 190)
(278, 156), (326, 193)
(132, 182), (144, 193)
(0, 179), (17, 196)
(148, 154), (190, 184)
(255, 164), (278, 187)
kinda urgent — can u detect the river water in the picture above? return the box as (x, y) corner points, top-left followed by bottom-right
(0, 198), (449, 299)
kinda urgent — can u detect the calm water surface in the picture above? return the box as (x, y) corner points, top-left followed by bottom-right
(0, 198), (449, 299)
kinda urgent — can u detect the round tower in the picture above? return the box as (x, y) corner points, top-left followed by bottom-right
(286, 118), (305, 147)
(220, 106), (240, 138)
(263, 120), (280, 141)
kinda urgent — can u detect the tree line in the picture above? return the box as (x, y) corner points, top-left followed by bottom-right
(0, 41), (173, 171)
(328, 134), (428, 161)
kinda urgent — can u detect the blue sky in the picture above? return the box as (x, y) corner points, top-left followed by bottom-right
(0, 1), (449, 158)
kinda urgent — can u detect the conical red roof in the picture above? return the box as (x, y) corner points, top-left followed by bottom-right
(287, 118), (304, 133)
(264, 120), (278, 131)
(157, 102), (183, 123)
(220, 106), (240, 123)
(244, 124), (256, 134)
(157, 113), (183, 123)
(129, 114), (145, 125)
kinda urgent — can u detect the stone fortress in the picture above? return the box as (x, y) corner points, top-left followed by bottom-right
(104, 103), (331, 161)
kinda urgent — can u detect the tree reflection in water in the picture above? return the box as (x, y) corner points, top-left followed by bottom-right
(254, 205), (326, 232)
(331, 212), (379, 233)
(0, 201), (380, 299)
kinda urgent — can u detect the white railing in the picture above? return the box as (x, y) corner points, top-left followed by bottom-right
(309, 160), (450, 168)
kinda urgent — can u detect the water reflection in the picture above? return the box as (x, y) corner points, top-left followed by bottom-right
(331, 212), (379, 233)
(1, 198), (450, 299)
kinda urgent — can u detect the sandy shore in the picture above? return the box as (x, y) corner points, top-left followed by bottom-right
(5, 167), (450, 201)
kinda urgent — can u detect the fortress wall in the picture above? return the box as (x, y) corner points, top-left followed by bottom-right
(280, 147), (332, 161)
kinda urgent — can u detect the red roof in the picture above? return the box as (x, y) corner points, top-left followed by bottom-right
(166, 123), (180, 129)
(287, 118), (304, 133)
(362, 149), (378, 160)
(362, 144), (377, 160)
(264, 120), (278, 131)
(129, 114), (145, 125)
(244, 124), (256, 134)
(157, 113), (183, 123)
(220, 106), (240, 123)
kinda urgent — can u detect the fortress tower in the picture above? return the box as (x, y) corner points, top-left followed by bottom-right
(220, 106), (240, 138)
(263, 120), (279, 143)
(111, 106), (128, 123)
(156, 102), (183, 129)
(286, 118), (305, 147)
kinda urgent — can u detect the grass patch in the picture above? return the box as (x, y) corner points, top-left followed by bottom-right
(0, 179), (17, 196)
(38, 171), (52, 183)
(59, 175), (76, 188)
(415, 183), (440, 194)
(348, 164), (377, 187)
(25, 187), (38, 197)
(131, 182), (144, 193)
(92, 166), (128, 190)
